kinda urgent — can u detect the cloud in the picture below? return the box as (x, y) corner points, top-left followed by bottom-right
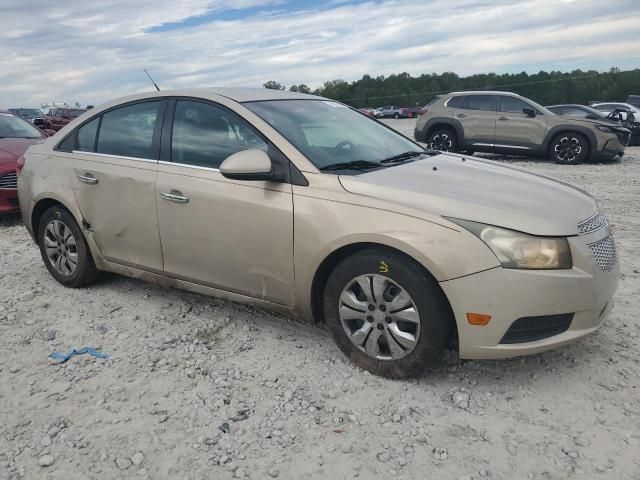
(0, 0), (639, 107)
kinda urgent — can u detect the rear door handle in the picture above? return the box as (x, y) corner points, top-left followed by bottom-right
(77, 173), (98, 185)
(456, 113), (467, 118)
(160, 190), (189, 204)
(498, 116), (509, 121)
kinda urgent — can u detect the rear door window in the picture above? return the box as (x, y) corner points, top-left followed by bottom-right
(96, 101), (162, 159)
(461, 95), (495, 111)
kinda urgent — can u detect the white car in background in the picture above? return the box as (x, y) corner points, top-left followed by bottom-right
(591, 102), (640, 122)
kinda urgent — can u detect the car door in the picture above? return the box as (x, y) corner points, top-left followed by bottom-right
(494, 95), (547, 150)
(451, 95), (496, 146)
(68, 99), (166, 271)
(155, 98), (295, 305)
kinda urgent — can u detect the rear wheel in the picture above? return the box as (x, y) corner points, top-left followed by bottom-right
(323, 248), (453, 378)
(427, 127), (458, 152)
(550, 132), (589, 164)
(394, 113), (400, 119)
(38, 206), (99, 287)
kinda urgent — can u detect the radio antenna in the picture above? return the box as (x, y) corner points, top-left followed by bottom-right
(144, 68), (161, 91)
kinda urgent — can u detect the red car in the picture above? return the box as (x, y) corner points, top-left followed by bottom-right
(0, 111), (50, 214)
(43, 107), (86, 131)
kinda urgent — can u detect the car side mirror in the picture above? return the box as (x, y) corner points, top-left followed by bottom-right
(523, 107), (536, 117)
(43, 129), (56, 137)
(220, 149), (273, 181)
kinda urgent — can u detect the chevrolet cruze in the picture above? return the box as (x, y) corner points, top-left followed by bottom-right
(18, 88), (619, 378)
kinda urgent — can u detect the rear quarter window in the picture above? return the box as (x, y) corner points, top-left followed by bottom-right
(446, 96), (464, 108)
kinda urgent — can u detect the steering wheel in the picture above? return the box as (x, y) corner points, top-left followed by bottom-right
(334, 140), (355, 151)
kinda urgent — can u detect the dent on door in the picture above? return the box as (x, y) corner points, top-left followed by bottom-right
(72, 157), (163, 270)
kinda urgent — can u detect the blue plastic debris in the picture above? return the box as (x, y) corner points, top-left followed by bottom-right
(49, 347), (109, 364)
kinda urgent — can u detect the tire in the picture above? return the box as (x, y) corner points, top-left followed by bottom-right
(323, 248), (454, 378)
(549, 132), (589, 164)
(394, 113), (400, 119)
(426, 127), (458, 152)
(37, 205), (100, 287)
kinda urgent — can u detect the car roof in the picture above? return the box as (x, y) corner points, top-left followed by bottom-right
(592, 102), (633, 107)
(200, 87), (320, 102)
(447, 91), (520, 96)
(546, 104), (588, 108)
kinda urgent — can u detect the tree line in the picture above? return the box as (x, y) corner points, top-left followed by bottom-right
(264, 67), (640, 108)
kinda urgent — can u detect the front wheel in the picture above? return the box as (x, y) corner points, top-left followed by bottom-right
(550, 133), (589, 164)
(323, 249), (454, 378)
(427, 128), (458, 152)
(38, 206), (100, 287)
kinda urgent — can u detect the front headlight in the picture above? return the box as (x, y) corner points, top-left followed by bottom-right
(595, 125), (614, 133)
(449, 219), (572, 270)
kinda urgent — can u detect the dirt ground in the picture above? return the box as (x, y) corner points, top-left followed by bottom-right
(0, 119), (638, 479)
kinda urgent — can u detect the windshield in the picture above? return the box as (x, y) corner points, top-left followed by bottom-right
(244, 100), (423, 169)
(20, 109), (44, 117)
(0, 113), (43, 139)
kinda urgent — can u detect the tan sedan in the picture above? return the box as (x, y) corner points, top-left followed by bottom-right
(18, 88), (618, 378)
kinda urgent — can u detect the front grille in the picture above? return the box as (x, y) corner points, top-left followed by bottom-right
(0, 171), (17, 189)
(588, 235), (617, 272)
(577, 213), (608, 235)
(500, 313), (574, 344)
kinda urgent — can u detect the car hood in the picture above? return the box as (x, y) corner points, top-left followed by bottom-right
(338, 154), (597, 236)
(0, 138), (44, 166)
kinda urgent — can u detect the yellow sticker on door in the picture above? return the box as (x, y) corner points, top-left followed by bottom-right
(379, 261), (389, 273)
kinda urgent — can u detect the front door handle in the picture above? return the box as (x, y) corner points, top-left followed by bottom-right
(160, 190), (189, 204)
(498, 116), (509, 121)
(456, 113), (467, 118)
(77, 173), (98, 185)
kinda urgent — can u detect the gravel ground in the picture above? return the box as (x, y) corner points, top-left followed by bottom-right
(1, 119), (638, 479)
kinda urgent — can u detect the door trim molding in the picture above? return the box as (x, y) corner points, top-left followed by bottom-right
(72, 150), (158, 163)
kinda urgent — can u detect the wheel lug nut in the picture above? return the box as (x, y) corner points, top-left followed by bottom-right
(367, 316), (374, 323)
(379, 304), (386, 312)
(376, 323), (384, 330)
(368, 304), (375, 311)
(385, 317), (392, 324)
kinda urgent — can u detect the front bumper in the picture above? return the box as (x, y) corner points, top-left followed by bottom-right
(440, 226), (619, 359)
(594, 132), (629, 160)
(0, 188), (20, 215)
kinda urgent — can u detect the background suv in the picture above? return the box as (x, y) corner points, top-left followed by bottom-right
(414, 92), (630, 164)
(8, 108), (45, 127)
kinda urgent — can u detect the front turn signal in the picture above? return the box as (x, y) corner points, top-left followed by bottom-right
(466, 313), (492, 326)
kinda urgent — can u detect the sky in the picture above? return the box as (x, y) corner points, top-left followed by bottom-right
(1, 0), (639, 108)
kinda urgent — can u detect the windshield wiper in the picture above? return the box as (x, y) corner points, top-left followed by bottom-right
(320, 160), (382, 171)
(379, 151), (425, 163)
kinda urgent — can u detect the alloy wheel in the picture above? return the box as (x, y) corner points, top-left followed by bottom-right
(429, 133), (453, 151)
(338, 274), (421, 360)
(554, 136), (582, 162)
(43, 219), (78, 276)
